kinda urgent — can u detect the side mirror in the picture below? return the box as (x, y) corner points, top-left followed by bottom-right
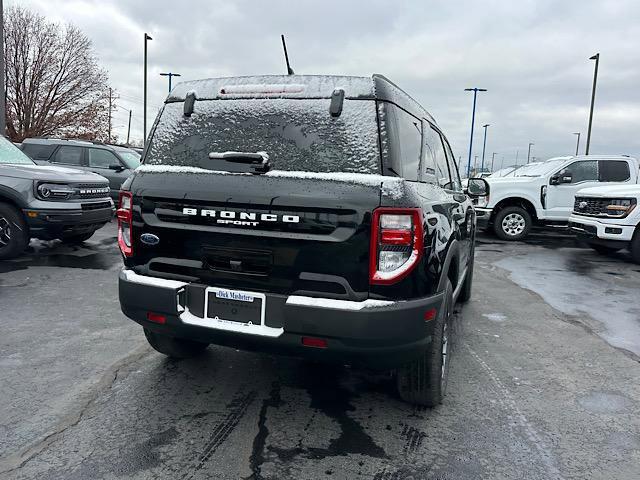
(184, 90), (197, 117)
(109, 164), (125, 172)
(549, 174), (560, 185)
(466, 178), (489, 197)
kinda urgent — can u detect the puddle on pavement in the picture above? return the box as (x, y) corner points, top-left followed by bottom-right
(0, 236), (120, 273)
(495, 251), (640, 357)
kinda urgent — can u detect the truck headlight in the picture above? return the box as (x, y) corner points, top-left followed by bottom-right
(605, 198), (636, 217)
(35, 182), (76, 200)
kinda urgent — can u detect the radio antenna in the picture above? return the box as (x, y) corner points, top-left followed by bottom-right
(281, 34), (294, 75)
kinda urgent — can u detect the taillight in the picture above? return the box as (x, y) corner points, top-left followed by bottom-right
(370, 208), (423, 285)
(117, 191), (133, 257)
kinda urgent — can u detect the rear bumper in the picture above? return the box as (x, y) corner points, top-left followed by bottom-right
(569, 215), (635, 243)
(24, 202), (114, 239)
(119, 269), (444, 369)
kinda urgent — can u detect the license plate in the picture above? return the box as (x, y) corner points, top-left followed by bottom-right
(205, 287), (265, 327)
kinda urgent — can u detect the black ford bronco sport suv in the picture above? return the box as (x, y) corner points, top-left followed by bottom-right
(118, 75), (488, 406)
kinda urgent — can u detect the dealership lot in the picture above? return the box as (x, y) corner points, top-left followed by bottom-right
(0, 222), (639, 480)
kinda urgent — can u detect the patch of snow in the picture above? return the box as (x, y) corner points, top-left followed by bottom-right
(121, 269), (187, 290)
(286, 295), (395, 311)
(483, 313), (507, 323)
(220, 84), (305, 95)
(136, 164), (252, 175)
(168, 75), (374, 101)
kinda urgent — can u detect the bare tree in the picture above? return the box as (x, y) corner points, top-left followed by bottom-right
(3, 7), (111, 142)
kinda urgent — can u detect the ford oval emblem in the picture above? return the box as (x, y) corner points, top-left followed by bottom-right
(140, 233), (160, 246)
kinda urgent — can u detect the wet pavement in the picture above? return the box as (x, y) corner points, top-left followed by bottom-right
(1, 222), (639, 479)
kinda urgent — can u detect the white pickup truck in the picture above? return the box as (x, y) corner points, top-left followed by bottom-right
(569, 184), (640, 262)
(474, 155), (640, 240)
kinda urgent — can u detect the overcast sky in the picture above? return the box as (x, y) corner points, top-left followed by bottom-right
(12, 0), (640, 169)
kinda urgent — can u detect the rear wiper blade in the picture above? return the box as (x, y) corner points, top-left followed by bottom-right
(208, 151), (271, 174)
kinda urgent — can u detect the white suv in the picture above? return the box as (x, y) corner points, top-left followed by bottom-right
(569, 184), (640, 262)
(475, 155), (639, 240)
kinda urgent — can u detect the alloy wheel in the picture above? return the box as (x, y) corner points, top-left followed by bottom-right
(0, 216), (11, 248)
(502, 213), (526, 237)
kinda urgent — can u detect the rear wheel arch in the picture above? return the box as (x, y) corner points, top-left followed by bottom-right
(437, 239), (460, 293)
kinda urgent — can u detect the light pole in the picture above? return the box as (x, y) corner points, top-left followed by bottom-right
(481, 123), (490, 173)
(586, 53), (599, 155)
(160, 72), (181, 93)
(143, 33), (152, 144)
(527, 142), (534, 164)
(491, 152), (497, 172)
(464, 87), (487, 177)
(573, 132), (580, 155)
(126, 110), (132, 145)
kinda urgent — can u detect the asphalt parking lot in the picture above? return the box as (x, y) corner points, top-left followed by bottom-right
(1, 222), (639, 480)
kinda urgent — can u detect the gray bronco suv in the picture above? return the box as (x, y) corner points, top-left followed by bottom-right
(0, 136), (113, 259)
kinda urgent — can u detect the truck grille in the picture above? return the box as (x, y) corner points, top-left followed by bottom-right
(76, 184), (110, 199)
(573, 197), (611, 216)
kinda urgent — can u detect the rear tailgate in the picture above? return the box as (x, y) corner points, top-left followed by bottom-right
(127, 169), (405, 299)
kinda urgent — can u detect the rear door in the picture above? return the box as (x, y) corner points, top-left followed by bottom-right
(86, 147), (129, 199)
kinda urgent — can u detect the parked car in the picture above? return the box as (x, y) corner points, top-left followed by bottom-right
(569, 184), (640, 262)
(20, 138), (141, 200)
(116, 74), (488, 406)
(0, 136), (113, 259)
(474, 155), (639, 240)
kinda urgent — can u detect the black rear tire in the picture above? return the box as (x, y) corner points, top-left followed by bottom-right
(61, 231), (96, 244)
(588, 242), (621, 255)
(0, 202), (29, 260)
(493, 206), (532, 241)
(630, 228), (640, 264)
(144, 328), (209, 359)
(396, 278), (453, 407)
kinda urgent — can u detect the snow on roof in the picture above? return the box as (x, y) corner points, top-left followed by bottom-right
(167, 75), (375, 102)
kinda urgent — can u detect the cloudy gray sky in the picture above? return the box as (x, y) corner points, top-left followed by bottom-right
(12, 0), (640, 169)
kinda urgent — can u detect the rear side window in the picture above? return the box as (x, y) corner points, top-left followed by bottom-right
(146, 99), (381, 174)
(599, 160), (630, 182)
(440, 134), (462, 191)
(382, 103), (422, 181)
(423, 125), (451, 188)
(22, 143), (56, 160)
(53, 146), (83, 166)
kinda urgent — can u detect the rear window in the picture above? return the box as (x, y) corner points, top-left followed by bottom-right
(599, 160), (630, 182)
(146, 99), (380, 174)
(21, 143), (56, 160)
